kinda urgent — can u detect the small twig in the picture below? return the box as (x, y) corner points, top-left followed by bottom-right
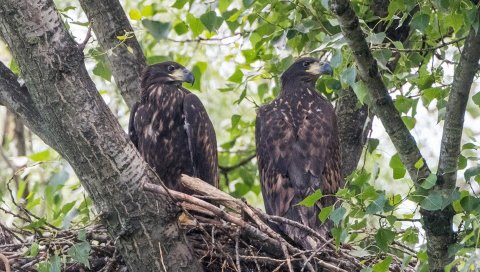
(78, 23), (93, 51)
(219, 154), (256, 173)
(0, 252), (11, 272)
(235, 229), (241, 272)
(281, 243), (293, 272)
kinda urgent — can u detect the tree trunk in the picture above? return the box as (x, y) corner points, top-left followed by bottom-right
(0, 0), (201, 271)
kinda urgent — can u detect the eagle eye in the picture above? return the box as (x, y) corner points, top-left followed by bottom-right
(167, 65), (175, 72)
(302, 61), (310, 67)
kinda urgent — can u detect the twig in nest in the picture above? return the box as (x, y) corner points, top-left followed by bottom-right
(235, 229), (241, 272)
(281, 243), (293, 272)
(0, 252), (11, 272)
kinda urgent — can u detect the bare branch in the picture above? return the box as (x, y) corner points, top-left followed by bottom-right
(78, 0), (146, 108)
(330, 0), (430, 182)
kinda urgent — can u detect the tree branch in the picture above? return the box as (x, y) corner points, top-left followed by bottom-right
(0, 0), (200, 271)
(78, 0), (146, 108)
(0, 62), (56, 149)
(437, 14), (480, 190)
(330, 0), (430, 182)
(421, 7), (480, 271)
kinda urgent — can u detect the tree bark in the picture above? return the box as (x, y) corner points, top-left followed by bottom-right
(336, 88), (370, 177)
(0, 0), (201, 271)
(79, 0), (146, 108)
(330, 0), (430, 183)
(423, 8), (480, 271)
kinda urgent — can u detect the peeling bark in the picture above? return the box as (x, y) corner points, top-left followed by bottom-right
(0, 0), (201, 271)
(79, 0), (146, 108)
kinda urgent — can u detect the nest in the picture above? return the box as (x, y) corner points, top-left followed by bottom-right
(0, 175), (417, 272)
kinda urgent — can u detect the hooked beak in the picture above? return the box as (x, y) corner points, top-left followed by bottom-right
(319, 62), (333, 76)
(306, 61), (333, 76)
(184, 69), (195, 85)
(171, 67), (195, 85)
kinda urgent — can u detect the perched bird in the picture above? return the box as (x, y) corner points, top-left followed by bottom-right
(255, 57), (342, 249)
(129, 61), (218, 192)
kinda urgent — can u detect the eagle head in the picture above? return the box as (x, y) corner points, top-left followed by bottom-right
(141, 61), (195, 88)
(281, 57), (332, 85)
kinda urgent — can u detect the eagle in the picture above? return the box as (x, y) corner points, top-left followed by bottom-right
(255, 57), (342, 249)
(129, 61), (219, 192)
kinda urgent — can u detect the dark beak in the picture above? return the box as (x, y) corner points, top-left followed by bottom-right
(183, 69), (195, 85)
(320, 62), (333, 76)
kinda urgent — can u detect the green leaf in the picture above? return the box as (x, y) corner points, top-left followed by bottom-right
(472, 92), (480, 107)
(142, 19), (171, 40)
(200, 11), (220, 32)
(298, 189), (323, 207)
(414, 158), (424, 169)
(78, 229), (87, 241)
(420, 174), (437, 189)
(366, 193), (386, 214)
(460, 196), (480, 214)
(187, 14), (204, 37)
(401, 116), (416, 130)
(329, 207), (346, 226)
(174, 22), (189, 35)
(67, 242), (91, 268)
(29, 242), (40, 257)
(411, 13), (430, 33)
(464, 166), (480, 182)
(351, 81), (368, 104)
(340, 67), (356, 87)
(228, 69), (243, 83)
(367, 138), (379, 154)
(93, 60), (112, 81)
(372, 256), (393, 272)
(172, 0), (188, 9)
(141, 5), (154, 17)
(389, 153), (405, 179)
(367, 32), (386, 44)
(29, 149), (53, 162)
(318, 205), (333, 223)
(375, 228), (395, 251)
(331, 227), (347, 248)
(129, 9), (142, 20)
(38, 255), (61, 272)
(420, 191), (443, 211)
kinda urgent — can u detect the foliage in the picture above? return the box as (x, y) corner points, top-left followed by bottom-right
(1, 0), (480, 271)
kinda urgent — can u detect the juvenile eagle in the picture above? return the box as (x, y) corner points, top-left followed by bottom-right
(255, 57), (342, 249)
(129, 62), (218, 191)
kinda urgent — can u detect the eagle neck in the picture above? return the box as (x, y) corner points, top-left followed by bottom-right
(279, 80), (316, 98)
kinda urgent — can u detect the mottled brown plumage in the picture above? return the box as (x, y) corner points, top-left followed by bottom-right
(129, 62), (218, 191)
(256, 57), (342, 249)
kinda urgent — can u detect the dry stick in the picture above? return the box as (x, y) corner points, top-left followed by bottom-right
(183, 177), (351, 272)
(0, 253), (11, 272)
(179, 176), (317, 272)
(235, 229), (241, 272)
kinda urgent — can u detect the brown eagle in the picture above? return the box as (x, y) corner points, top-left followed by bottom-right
(129, 61), (218, 191)
(255, 57), (342, 249)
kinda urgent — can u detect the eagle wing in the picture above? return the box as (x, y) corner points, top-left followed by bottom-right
(128, 102), (139, 148)
(256, 100), (341, 245)
(183, 93), (219, 187)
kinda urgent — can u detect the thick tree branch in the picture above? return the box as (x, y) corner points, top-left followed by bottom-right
(421, 9), (480, 271)
(437, 18), (480, 190)
(336, 88), (371, 177)
(78, 0), (146, 108)
(0, 0), (200, 271)
(0, 62), (56, 149)
(330, 0), (430, 182)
